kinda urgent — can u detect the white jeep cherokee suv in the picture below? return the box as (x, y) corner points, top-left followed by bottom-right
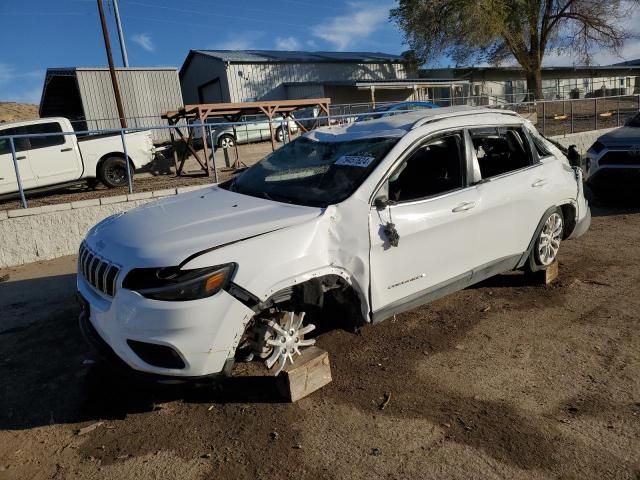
(77, 107), (590, 380)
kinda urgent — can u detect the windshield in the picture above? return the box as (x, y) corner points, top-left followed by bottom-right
(223, 136), (398, 207)
(626, 112), (640, 127)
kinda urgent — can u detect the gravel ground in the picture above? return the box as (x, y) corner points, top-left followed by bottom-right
(0, 194), (638, 479)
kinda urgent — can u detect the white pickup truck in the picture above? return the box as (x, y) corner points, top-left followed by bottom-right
(0, 117), (155, 196)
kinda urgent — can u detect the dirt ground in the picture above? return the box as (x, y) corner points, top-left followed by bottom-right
(0, 196), (639, 479)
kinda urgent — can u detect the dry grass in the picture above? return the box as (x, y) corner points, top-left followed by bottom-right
(0, 102), (39, 123)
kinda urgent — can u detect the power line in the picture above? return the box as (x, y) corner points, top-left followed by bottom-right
(124, 1), (309, 28)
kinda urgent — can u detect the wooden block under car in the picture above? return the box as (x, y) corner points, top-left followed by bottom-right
(277, 347), (332, 402)
(529, 260), (559, 285)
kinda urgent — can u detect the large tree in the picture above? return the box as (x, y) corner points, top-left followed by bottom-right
(390, 0), (638, 98)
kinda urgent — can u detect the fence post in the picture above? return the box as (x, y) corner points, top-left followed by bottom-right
(207, 125), (219, 184)
(542, 102), (546, 136)
(594, 98), (597, 131)
(570, 100), (574, 134)
(617, 96), (620, 126)
(119, 130), (133, 194)
(9, 137), (28, 209)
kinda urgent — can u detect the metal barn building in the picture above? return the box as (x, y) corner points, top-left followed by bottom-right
(179, 50), (433, 105)
(39, 67), (184, 142)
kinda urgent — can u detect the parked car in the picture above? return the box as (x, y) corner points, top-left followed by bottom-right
(355, 101), (439, 122)
(584, 111), (640, 194)
(78, 106), (590, 380)
(191, 114), (298, 149)
(0, 118), (155, 196)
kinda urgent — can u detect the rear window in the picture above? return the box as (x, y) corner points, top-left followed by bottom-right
(24, 122), (65, 149)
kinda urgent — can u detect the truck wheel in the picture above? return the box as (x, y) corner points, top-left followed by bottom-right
(98, 156), (131, 188)
(526, 208), (564, 272)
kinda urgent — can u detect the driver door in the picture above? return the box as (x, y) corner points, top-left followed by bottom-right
(368, 130), (481, 318)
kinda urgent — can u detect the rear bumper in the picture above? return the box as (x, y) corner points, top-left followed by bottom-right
(568, 205), (591, 240)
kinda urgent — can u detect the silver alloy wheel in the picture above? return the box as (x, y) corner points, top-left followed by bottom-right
(537, 212), (563, 265)
(264, 311), (315, 375)
(220, 136), (234, 149)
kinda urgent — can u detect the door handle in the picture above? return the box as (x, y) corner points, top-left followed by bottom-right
(532, 178), (548, 188)
(16, 155), (26, 160)
(452, 201), (476, 212)
(60, 147), (72, 152)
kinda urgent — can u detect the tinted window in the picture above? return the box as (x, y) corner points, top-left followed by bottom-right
(24, 122), (65, 149)
(224, 136), (398, 207)
(388, 133), (464, 202)
(470, 127), (532, 178)
(0, 127), (30, 153)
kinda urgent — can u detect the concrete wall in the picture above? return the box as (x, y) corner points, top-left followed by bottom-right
(549, 127), (616, 154)
(0, 185), (209, 269)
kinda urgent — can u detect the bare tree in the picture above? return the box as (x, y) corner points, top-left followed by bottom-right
(391, 0), (639, 98)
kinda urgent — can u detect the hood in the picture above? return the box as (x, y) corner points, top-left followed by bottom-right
(598, 127), (640, 147)
(85, 186), (322, 267)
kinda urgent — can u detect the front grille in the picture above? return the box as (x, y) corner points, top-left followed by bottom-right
(78, 242), (121, 297)
(599, 150), (640, 166)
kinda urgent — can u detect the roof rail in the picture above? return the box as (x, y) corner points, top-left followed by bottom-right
(411, 108), (522, 130)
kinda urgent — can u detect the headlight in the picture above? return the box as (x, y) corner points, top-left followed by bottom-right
(122, 263), (236, 301)
(589, 141), (605, 153)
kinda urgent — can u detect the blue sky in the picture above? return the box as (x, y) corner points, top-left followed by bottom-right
(1, 0), (639, 104)
(0, 0), (406, 103)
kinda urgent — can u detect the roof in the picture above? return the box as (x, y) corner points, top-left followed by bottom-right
(191, 50), (404, 63)
(305, 106), (520, 142)
(612, 58), (640, 66)
(45, 67), (178, 77)
(179, 50), (405, 76)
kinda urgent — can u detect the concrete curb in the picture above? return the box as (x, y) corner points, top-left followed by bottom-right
(0, 184), (212, 268)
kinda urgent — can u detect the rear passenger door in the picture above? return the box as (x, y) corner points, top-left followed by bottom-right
(468, 126), (547, 264)
(24, 122), (82, 187)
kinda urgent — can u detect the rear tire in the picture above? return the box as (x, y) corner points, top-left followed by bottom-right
(97, 156), (131, 188)
(276, 126), (289, 143)
(218, 135), (235, 149)
(526, 208), (564, 272)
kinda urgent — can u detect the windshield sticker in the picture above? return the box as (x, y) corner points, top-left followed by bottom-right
(335, 155), (376, 168)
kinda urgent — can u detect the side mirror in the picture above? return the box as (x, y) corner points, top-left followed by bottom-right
(567, 145), (581, 168)
(374, 195), (390, 210)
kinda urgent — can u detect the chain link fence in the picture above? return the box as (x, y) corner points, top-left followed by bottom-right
(2, 94), (639, 209)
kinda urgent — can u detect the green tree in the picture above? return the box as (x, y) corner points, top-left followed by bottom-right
(391, 0), (638, 98)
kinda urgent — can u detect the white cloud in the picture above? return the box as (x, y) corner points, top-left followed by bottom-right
(275, 36), (301, 51)
(131, 33), (154, 52)
(312, 2), (391, 50)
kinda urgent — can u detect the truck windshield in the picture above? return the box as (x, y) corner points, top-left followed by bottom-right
(223, 136), (398, 207)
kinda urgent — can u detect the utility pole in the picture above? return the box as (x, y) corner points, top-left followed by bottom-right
(97, 0), (127, 128)
(111, 0), (129, 67)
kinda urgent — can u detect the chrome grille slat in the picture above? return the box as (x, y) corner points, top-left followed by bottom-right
(78, 242), (120, 298)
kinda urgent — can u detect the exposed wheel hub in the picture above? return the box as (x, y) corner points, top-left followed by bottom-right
(264, 312), (315, 375)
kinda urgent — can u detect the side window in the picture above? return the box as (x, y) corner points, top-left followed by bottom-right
(0, 137), (9, 156)
(470, 127), (533, 179)
(0, 127), (30, 153)
(388, 133), (464, 202)
(24, 122), (65, 150)
(531, 134), (552, 157)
